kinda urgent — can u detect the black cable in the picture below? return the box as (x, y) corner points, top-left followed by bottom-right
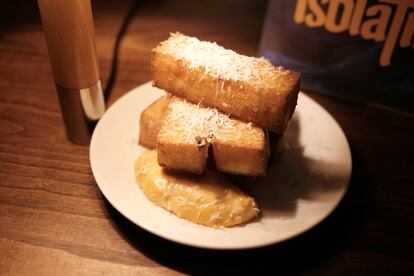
(103, 0), (141, 102)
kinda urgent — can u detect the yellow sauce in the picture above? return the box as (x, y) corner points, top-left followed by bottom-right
(135, 151), (259, 227)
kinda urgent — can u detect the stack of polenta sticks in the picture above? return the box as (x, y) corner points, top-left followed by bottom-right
(135, 33), (300, 227)
(141, 32), (300, 176)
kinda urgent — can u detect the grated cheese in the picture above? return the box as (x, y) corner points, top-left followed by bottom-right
(164, 99), (261, 145)
(157, 32), (288, 86)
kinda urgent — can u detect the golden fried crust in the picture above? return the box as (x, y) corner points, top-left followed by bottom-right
(151, 33), (300, 132)
(212, 121), (268, 176)
(156, 98), (210, 174)
(213, 144), (268, 176)
(139, 94), (171, 149)
(157, 139), (210, 174)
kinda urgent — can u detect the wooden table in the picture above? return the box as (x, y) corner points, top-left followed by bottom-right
(0, 0), (413, 274)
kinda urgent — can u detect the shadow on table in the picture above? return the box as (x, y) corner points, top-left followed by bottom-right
(104, 114), (367, 274)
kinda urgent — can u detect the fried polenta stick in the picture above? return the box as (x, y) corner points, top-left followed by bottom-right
(139, 94), (171, 149)
(157, 97), (268, 175)
(213, 120), (268, 176)
(151, 32), (300, 132)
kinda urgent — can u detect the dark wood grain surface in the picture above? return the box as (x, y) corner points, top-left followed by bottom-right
(0, 0), (413, 275)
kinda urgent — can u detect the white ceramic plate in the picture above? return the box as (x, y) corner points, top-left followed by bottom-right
(90, 82), (352, 250)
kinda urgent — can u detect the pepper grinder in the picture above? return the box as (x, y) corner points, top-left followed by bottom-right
(38, 0), (105, 144)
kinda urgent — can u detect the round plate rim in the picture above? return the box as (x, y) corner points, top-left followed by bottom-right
(90, 81), (352, 250)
